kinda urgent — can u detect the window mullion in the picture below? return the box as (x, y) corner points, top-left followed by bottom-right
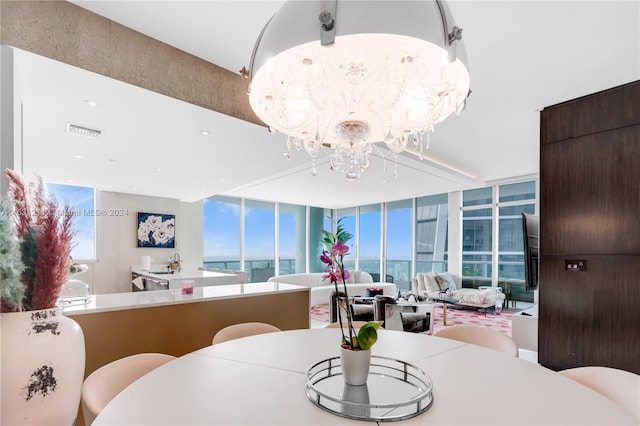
(491, 186), (499, 287)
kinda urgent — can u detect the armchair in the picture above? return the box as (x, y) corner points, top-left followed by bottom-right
(329, 291), (375, 323)
(374, 295), (432, 333)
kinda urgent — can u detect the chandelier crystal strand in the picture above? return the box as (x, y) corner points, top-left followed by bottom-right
(248, 0), (470, 181)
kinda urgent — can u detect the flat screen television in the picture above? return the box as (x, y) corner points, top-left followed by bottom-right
(521, 212), (539, 291)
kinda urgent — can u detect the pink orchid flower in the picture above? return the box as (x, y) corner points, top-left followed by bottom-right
(331, 240), (349, 258)
(319, 250), (333, 266)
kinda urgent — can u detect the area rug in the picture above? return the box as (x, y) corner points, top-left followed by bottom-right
(310, 303), (514, 336)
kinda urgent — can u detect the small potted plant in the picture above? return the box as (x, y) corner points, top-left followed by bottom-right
(321, 219), (381, 385)
(169, 251), (181, 271)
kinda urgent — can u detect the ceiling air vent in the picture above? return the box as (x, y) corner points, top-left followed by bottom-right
(66, 122), (103, 138)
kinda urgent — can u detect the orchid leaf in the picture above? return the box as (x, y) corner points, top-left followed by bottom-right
(357, 321), (382, 351)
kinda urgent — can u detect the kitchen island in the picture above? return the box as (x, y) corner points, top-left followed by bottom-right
(64, 282), (310, 381)
(131, 265), (239, 290)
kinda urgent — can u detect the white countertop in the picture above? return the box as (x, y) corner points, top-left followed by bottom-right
(131, 265), (236, 281)
(62, 282), (308, 315)
(94, 329), (639, 425)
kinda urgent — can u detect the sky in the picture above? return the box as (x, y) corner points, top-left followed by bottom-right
(45, 182), (96, 260)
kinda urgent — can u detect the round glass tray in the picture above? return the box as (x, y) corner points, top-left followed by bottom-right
(305, 355), (433, 422)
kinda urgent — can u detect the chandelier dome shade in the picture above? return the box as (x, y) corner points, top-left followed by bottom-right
(248, 0), (471, 180)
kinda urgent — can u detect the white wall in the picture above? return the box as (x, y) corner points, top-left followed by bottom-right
(81, 191), (203, 294)
(177, 199), (204, 272)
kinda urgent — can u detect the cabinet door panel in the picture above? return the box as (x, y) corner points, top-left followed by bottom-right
(539, 255), (640, 373)
(540, 81), (640, 144)
(540, 125), (640, 255)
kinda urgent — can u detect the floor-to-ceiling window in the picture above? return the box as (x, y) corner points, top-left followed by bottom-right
(46, 183), (96, 260)
(279, 203), (306, 275)
(203, 196), (241, 271)
(202, 179), (536, 294)
(462, 187), (493, 287)
(385, 199), (412, 290)
(415, 193), (448, 274)
(244, 199), (275, 282)
(359, 204), (382, 280)
(497, 181), (536, 302)
(460, 180), (537, 300)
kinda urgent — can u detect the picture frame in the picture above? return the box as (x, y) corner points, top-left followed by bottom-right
(137, 212), (175, 248)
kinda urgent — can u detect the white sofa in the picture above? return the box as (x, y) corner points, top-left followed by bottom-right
(268, 272), (397, 308)
(413, 272), (505, 306)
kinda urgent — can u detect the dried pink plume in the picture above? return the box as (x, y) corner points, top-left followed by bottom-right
(4, 169), (75, 311)
(31, 200), (73, 310)
(5, 168), (31, 238)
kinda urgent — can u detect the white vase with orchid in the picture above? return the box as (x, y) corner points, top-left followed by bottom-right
(320, 219), (381, 385)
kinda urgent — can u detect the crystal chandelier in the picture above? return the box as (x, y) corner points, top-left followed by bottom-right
(248, 0), (471, 181)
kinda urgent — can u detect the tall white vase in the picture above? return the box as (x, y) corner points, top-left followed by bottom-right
(1, 307), (85, 425)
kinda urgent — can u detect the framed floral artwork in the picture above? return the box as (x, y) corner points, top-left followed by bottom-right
(137, 212), (175, 248)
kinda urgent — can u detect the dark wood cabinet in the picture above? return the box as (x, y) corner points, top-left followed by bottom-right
(539, 81), (640, 374)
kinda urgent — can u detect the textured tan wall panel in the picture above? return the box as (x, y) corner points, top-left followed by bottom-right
(0, 0), (262, 125)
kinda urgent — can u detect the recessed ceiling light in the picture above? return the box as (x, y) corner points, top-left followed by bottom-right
(220, 178), (225, 182)
(155, 168), (162, 172)
(71, 154), (84, 159)
(201, 130), (210, 136)
(84, 100), (98, 107)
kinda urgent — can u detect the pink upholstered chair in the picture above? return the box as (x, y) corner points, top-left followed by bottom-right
(81, 353), (176, 425)
(559, 366), (639, 418)
(212, 322), (281, 345)
(434, 325), (519, 357)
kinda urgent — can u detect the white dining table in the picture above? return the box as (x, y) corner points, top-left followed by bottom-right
(94, 328), (637, 425)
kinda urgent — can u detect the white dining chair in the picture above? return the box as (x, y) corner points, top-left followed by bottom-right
(81, 353), (176, 425)
(212, 322), (281, 345)
(559, 366), (639, 418)
(434, 325), (519, 357)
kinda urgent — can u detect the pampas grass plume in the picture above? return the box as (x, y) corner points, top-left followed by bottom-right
(2, 169), (75, 311)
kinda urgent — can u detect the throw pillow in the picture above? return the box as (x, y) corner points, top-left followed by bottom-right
(423, 273), (440, 294)
(434, 274), (449, 292)
(436, 272), (457, 291)
(416, 274), (426, 291)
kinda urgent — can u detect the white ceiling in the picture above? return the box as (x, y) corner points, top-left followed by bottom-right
(14, 1), (640, 208)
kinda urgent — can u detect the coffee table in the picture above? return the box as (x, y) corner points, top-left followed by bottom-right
(429, 297), (495, 325)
